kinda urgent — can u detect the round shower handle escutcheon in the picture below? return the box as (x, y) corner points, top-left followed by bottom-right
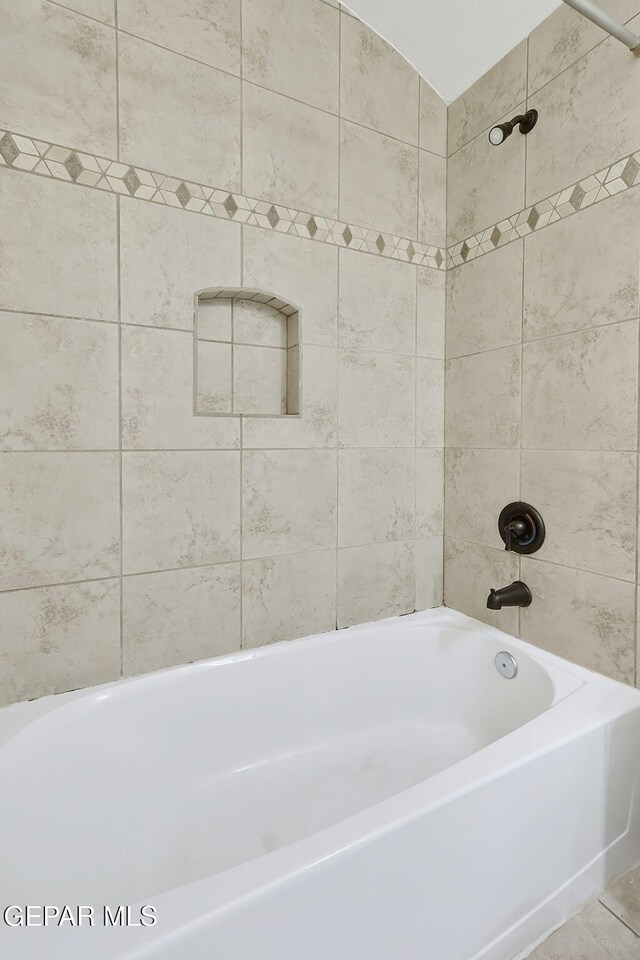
(498, 502), (546, 555)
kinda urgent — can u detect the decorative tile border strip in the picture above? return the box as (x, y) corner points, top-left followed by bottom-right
(0, 128), (445, 270)
(448, 151), (640, 268)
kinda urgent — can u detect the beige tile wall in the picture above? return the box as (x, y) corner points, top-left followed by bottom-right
(444, 0), (640, 686)
(0, 0), (446, 705)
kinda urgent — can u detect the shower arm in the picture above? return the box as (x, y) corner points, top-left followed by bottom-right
(561, 0), (640, 55)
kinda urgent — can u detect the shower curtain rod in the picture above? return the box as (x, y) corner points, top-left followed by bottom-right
(561, 0), (640, 54)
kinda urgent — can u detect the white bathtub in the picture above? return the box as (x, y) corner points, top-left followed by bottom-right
(1, 607), (640, 960)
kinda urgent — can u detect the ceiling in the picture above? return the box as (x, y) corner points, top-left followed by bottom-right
(342, 0), (563, 103)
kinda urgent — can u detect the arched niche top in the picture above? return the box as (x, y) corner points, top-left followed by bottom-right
(194, 287), (302, 419)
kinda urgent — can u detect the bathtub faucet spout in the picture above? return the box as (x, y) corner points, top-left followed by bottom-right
(486, 581), (532, 610)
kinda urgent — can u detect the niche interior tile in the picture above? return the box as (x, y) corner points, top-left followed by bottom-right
(339, 250), (416, 355)
(242, 550), (337, 647)
(338, 350), (415, 448)
(418, 150), (447, 247)
(0, 173), (116, 320)
(600, 864), (640, 937)
(243, 227), (338, 347)
(520, 558), (635, 684)
(417, 267), (445, 359)
(232, 300), (287, 347)
(340, 121), (418, 237)
(445, 449), (519, 549)
(416, 448), (444, 538)
(528, 0), (640, 96)
(242, 449), (337, 558)
(444, 538), (519, 634)
(0, 313), (118, 451)
(522, 320), (638, 450)
(243, 83), (339, 217)
(445, 346), (521, 449)
(415, 536), (443, 610)
(0, 453), (120, 590)
(0, 0), (116, 155)
(448, 41), (527, 154)
(119, 33), (241, 190)
(523, 191), (640, 341)
(416, 358), (444, 448)
(120, 198), (241, 331)
(197, 341), (233, 415)
(527, 18), (640, 202)
(119, 0), (241, 75)
(123, 564), (241, 676)
(446, 241), (523, 358)
(122, 451), (240, 574)
(338, 540), (415, 628)
(197, 300), (232, 342)
(419, 78), (447, 157)
(241, 345), (337, 449)
(447, 104), (525, 246)
(521, 450), (636, 582)
(0, 580), (120, 707)
(340, 13), (419, 144)
(338, 449), (415, 547)
(233, 345), (287, 415)
(243, 0), (339, 112)
(526, 899), (640, 960)
(121, 326), (239, 449)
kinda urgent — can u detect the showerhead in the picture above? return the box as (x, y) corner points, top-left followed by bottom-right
(488, 109), (538, 146)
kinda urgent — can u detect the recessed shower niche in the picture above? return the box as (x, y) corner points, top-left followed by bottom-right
(194, 288), (301, 418)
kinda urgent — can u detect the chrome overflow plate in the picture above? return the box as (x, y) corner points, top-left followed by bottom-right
(495, 651), (518, 680)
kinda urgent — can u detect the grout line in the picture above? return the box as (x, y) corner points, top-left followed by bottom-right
(116, 193), (123, 677)
(239, 218), (244, 647)
(634, 279), (640, 686)
(518, 37), (529, 640)
(114, 0), (120, 161)
(599, 899), (640, 939)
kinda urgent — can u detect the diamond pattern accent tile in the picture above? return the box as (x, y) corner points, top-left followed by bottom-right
(406, 241), (415, 261)
(527, 206), (540, 231)
(176, 181), (191, 207)
(376, 234), (385, 253)
(64, 151), (83, 182)
(307, 216), (317, 237)
(267, 205), (280, 228)
(490, 225), (501, 247)
(123, 166), (142, 196)
(0, 132), (19, 166)
(343, 225), (353, 246)
(569, 183), (585, 211)
(224, 193), (238, 218)
(621, 156), (640, 187)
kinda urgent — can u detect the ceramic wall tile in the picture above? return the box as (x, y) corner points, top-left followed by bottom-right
(122, 451), (240, 573)
(0, 313), (118, 450)
(520, 558), (635, 684)
(523, 191), (639, 341)
(119, 0), (241, 75)
(445, 346), (521, 449)
(444, 537), (519, 633)
(444, 448), (520, 548)
(416, 358), (444, 448)
(417, 267), (445, 359)
(416, 448), (444, 537)
(123, 564), (241, 676)
(340, 13), (419, 144)
(448, 41), (527, 155)
(242, 449), (337, 558)
(0, 0), (116, 155)
(415, 536), (443, 609)
(338, 540), (415, 628)
(57, 0), (115, 22)
(528, 0), (640, 95)
(121, 326), (239, 449)
(418, 150), (447, 247)
(119, 33), (241, 190)
(243, 227), (338, 347)
(522, 321), (638, 450)
(242, 345), (337, 448)
(338, 350), (415, 447)
(527, 18), (640, 202)
(338, 448), (415, 547)
(243, 83), (339, 216)
(447, 104), (525, 245)
(521, 450), (636, 581)
(419, 79), (447, 157)
(0, 452), (120, 590)
(339, 249), (416, 354)
(340, 121), (419, 237)
(243, 0), (338, 112)
(446, 241), (523, 358)
(242, 550), (337, 647)
(120, 197), (241, 330)
(233, 344), (287, 415)
(197, 341), (233, 414)
(0, 580), (120, 707)
(0, 173), (117, 320)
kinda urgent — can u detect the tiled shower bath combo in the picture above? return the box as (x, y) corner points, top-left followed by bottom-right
(1, 0), (640, 958)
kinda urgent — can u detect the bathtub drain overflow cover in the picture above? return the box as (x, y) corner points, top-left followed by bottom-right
(495, 651), (518, 680)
